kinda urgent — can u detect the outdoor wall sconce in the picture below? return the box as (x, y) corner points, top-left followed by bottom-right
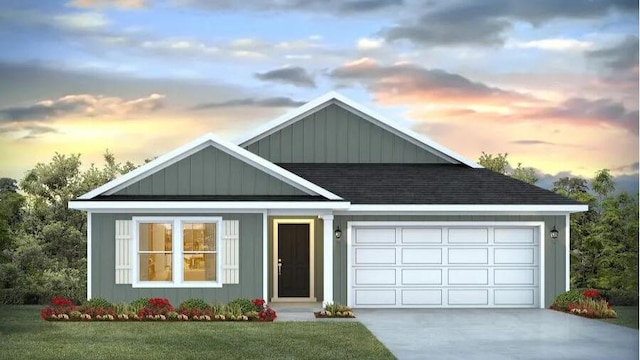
(550, 226), (559, 240)
(334, 226), (342, 239)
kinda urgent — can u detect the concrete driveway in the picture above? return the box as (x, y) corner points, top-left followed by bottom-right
(357, 309), (638, 360)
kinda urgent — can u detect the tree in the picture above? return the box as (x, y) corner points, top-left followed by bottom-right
(478, 152), (538, 184)
(591, 169), (615, 199)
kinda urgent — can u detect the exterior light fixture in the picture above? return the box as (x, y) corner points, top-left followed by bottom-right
(550, 226), (559, 240)
(334, 226), (342, 239)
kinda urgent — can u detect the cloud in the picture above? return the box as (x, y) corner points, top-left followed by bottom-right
(328, 58), (534, 105)
(511, 140), (556, 145)
(0, 93), (165, 123)
(67, 0), (147, 9)
(357, 37), (384, 51)
(527, 97), (639, 135)
(0, 124), (60, 140)
(586, 35), (639, 72)
(509, 38), (593, 51)
(254, 66), (316, 88)
(190, 96), (306, 110)
(383, 0), (637, 46)
(175, 0), (404, 14)
(611, 162), (639, 174)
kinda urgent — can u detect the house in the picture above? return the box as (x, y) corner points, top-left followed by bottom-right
(69, 91), (588, 309)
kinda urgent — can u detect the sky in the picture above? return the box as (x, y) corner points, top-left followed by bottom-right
(0, 0), (638, 193)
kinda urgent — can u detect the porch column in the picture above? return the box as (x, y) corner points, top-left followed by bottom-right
(321, 215), (334, 305)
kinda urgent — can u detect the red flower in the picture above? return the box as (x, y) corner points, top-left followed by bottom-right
(582, 289), (599, 299)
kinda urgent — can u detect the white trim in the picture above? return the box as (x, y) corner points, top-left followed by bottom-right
(272, 218), (316, 302)
(346, 204), (589, 213)
(565, 213), (570, 291)
(236, 91), (480, 168)
(320, 215), (334, 304)
(131, 216), (223, 288)
(69, 201), (351, 212)
(86, 212), (92, 300)
(262, 211), (268, 303)
(77, 133), (342, 201)
(346, 221), (546, 309)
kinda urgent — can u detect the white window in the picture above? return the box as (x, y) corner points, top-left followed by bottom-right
(132, 217), (223, 288)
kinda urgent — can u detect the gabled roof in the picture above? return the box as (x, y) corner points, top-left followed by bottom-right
(280, 163), (584, 206)
(235, 91), (481, 168)
(77, 133), (343, 201)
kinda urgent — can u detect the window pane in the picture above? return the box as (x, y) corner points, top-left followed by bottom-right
(139, 254), (172, 281)
(183, 253), (216, 281)
(139, 223), (172, 252)
(183, 223), (216, 251)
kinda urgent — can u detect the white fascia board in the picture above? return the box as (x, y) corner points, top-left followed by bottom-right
(68, 201), (351, 212)
(236, 91), (480, 168)
(78, 132), (342, 201)
(346, 204), (589, 213)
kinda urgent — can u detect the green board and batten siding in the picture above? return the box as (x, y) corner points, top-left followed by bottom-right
(91, 213), (263, 305)
(115, 145), (306, 196)
(245, 104), (450, 164)
(332, 215), (568, 307)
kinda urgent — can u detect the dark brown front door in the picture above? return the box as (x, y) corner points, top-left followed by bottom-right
(278, 224), (310, 297)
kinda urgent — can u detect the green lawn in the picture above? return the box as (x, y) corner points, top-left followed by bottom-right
(600, 306), (639, 329)
(0, 306), (394, 360)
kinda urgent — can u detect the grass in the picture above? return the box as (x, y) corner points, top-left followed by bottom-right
(600, 306), (639, 329)
(0, 306), (394, 360)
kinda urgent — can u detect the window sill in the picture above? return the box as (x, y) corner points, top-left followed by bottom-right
(131, 281), (224, 288)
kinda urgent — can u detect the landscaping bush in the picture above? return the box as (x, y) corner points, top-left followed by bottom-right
(81, 298), (116, 319)
(550, 289), (583, 311)
(600, 288), (639, 306)
(40, 296), (77, 320)
(551, 289), (616, 319)
(228, 298), (255, 314)
(138, 298), (174, 320)
(316, 302), (356, 318)
(178, 298), (213, 319)
(129, 298), (150, 314)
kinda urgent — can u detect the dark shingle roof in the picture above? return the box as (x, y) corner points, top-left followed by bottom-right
(278, 163), (581, 205)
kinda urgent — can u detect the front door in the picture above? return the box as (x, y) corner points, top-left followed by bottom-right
(277, 224), (310, 297)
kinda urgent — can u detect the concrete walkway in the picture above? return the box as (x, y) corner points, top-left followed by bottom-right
(357, 309), (639, 360)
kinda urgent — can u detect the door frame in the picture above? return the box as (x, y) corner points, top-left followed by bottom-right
(272, 218), (316, 302)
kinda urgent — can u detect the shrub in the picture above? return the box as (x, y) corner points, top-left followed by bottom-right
(211, 303), (227, 315)
(228, 298), (254, 314)
(129, 298), (150, 313)
(83, 298), (113, 308)
(227, 303), (244, 317)
(550, 289), (583, 311)
(258, 307), (277, 322)
(138, 298), (174, 319)
(568, 297), (617, 319)
(600, 289), (639, 306)
(179, 298), (210, 310)
(166, 311), (179, 321)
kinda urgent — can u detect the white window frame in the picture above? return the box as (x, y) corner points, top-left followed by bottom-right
(132, 216), (223, 288)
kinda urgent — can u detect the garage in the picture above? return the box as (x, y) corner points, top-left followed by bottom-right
(348, 222), (542, 308)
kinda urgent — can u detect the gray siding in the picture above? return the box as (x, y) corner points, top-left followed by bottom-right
(92, 213), (263, 305)
(115, 146), (306, 196)
(245, 104), (449, 164)
(332, 215), (567, 307)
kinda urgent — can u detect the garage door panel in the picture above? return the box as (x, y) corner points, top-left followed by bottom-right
(355, 269), (396, 286)
(355, 228), (396, 244)
(354, 248), (396, 264)
(494, 228), (535, 244)
(402, 290), (442, 305)
(448, 289), (489, 305)
(402, 248), (442, 264)
(351, 224), (540, 309)
(494, 289), (535, 305)
(402, 269), (442, 285)
(494, 269), (535, 285)
(448, 248), (488, 264)
(401, 228), (442, 244)
(494, 248), (535, 265)
(448, 269), (489, 285)
(448, 228), (488, 244)
(354, 289), (396, 306)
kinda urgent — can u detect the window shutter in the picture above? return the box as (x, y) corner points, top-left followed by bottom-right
(115, 220), (133, 284)
(222, 220), (240, 284)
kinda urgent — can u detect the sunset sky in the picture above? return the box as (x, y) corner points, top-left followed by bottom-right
(0, 0), (638, 193)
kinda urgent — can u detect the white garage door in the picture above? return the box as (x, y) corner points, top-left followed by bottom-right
(349, 224), (541, 308)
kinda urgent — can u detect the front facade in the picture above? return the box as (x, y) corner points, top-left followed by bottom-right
(70, 92), (587, 308)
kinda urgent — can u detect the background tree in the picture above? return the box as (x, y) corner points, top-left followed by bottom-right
(478, 152), (538, 184)
(0, 151), (137, 304)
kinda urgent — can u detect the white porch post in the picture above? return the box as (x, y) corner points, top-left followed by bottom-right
(321, 215), (334, 305)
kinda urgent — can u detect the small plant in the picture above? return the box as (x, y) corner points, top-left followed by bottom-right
(550, 289), (583, 311)
(551, 289), (616, 319)
(166, 311), (179, 321)
(69, 311), (82, 320)
(129, 298), (150, 313)
(211, 303), (227, 315)
(138, 298), (174, 319)
(82, 298), (113, 308)
(178, 298), (213, 319)
(316, 302), (355, 318)
(227, 303), (244, 317)
(228, 298), (255, 314)
(40, 297), (77, 320)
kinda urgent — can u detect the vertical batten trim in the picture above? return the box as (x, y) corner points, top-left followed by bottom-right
(87, 212), (92, 300)
(262, 211), (268, 303)
(565, 214), (570, 292)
